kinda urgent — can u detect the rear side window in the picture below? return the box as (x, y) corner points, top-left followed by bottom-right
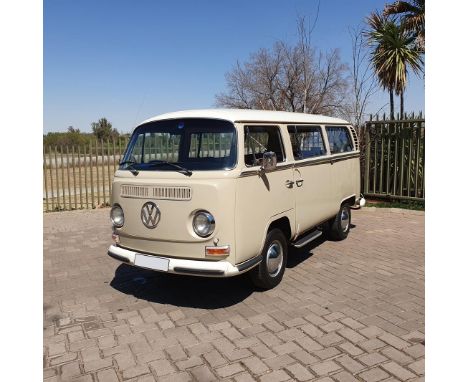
(326, 126), (354, 154)
(244, 125), (285, 166)
(288, 125), (325, 160)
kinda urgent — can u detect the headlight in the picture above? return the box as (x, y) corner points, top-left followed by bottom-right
(193, 211), (215, 237)
(110, 205), (124, 228)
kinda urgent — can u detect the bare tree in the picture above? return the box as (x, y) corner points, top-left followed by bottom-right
(215, 18), (349, 117)
(296, 16), (314, 113)
(346, 26), (379, 128)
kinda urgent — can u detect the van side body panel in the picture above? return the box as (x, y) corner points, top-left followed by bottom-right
(330, 154), (361, 212)
(234, 168), (295, 263)
(327, 124), (361, 211)
(292, 158), (334, 235)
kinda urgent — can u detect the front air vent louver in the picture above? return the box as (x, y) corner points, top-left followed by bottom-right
(349, 126), (359, 150)
(152, 186), (192, 200)
(121, 185), (149, 198)
(121, 185), (192, 201)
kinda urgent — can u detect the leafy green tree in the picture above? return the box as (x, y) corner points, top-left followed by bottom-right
(65, 126), (87, 146)
(384, 0), (425, 52)
(67, 126), (80, 134)
(366, 12), (423, 118)
(91, 118), (119, 141)
(43, 126), (91, 146)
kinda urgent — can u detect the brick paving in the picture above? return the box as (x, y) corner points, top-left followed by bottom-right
(44, 207), (424, 381)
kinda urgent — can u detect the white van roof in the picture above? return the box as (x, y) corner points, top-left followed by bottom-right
(140, 109), (349, 125)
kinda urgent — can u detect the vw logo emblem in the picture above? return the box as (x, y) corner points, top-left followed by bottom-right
(141, 202), (161, 229)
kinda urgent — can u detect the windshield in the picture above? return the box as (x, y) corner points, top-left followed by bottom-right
(120, 118), (237, 172)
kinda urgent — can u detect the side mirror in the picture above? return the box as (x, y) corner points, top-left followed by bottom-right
(260, 151), (277, 172)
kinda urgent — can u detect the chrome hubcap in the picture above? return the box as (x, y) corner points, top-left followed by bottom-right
(266, 240), (283, 277)
(341, 208), (350, 232)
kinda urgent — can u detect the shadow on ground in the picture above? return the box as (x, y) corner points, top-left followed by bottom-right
(110, 264), (255, 309)
(287, 235), (324, 268)
(110, 224), (357, 308)
(286, 222), (356, 268)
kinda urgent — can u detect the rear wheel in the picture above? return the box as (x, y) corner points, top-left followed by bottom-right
(249, 229), (288, 289)
(328, 204), (351, 241)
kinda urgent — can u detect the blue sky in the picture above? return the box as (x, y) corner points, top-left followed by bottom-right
(44, 0), (425, 133)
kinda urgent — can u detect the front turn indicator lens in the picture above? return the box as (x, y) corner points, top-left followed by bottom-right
(205, 245), (230, 256)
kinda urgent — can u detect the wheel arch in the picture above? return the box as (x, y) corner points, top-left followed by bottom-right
(340, 194), (356, 207)
(257, 213), (295, 256)
(267, 216), (293, 241)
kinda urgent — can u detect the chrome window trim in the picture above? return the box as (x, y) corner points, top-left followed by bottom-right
(239, 152), (359, 177)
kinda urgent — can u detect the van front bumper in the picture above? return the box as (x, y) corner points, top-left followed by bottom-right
(107, 245), (261, 277)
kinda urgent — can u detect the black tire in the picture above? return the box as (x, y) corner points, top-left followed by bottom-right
(328, 204), (351, 241)
(249, 228), (288, 289)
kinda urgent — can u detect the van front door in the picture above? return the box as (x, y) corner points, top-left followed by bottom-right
(235, 125), (295, 263)
(288, 125), (334, 235)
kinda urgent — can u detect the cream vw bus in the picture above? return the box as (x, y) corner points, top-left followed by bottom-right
(108, 109), (365, 289)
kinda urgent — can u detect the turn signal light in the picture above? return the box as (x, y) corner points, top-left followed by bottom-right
(205, 245), (230, 256)
(112, 233), (120, 244)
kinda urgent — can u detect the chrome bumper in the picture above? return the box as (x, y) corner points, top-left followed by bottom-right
(107, 245), (261, 277)
(351, 195), (366, 209)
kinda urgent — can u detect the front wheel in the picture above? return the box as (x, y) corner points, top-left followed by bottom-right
(249, 229), (288, 289)
(328, 204), (351, 241)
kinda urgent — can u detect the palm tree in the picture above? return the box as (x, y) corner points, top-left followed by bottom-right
(366, 12), (423, 119)
(384, 0), (425, 51)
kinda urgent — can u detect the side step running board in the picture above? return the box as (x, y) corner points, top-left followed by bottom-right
(292, 229), (322, 248)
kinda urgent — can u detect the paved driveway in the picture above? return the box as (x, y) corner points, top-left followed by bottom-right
(44, 207), (424, 382)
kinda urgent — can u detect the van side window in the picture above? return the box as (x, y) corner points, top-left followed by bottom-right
(288, 125), (325, 160)
(326, 126), (354, 154)
(244, 125), (285, 167)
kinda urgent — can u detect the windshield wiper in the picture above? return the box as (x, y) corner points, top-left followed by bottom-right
(119, 160), (139, 176)
(146, 160), (192, 176)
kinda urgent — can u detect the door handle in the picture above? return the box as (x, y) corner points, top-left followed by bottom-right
(296, 179), (304, 187)
(285, 180), (294, 188)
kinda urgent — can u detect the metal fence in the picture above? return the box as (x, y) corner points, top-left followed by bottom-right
(43, 138), (128, 212)
(43, 117), (425, 211)
(362, 115), (425, 202)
